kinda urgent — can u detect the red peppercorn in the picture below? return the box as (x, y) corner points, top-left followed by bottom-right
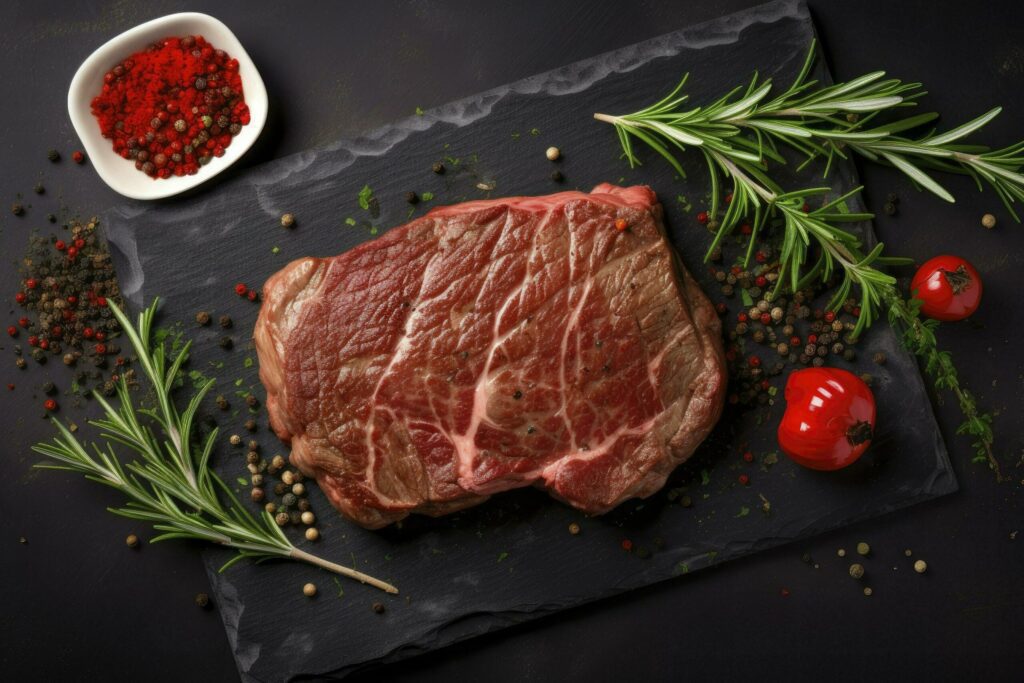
(83, 327), (95, 339)
(715, 302), (727, 315)
(755, 251), (767, 263)
(738, 312), (748, 323)
(94, 331), (106, 342)
(44, 398), (58, 412)
(72, 151), (85, 164)
(17, 317), (29, 328)
(67, 246), (79, 258)
(740, 223), (752, 235)
(760, 313), (771, 325)
(614, 218), (628, 232)
(39, 339), (49, 350)
(743, 451), (754, 463)
(749, 356), (761, 368)
(96, 296), (107, 307)
(67, 296), (78, 305)
(790, 336), (801, 346)
(853, 306), (861, 317)
(74, 238), (85, 249)
(780, 588), (790, 597)
(55, 240), (66, 251)
(760, 379), (771, 390)
(62, 309), (75, 321)
(824, 311), (836, 323)
(26, 278), (38, 290)
(51, 326), (62, 337)
(247, 289), (258, 302)
(725, 193), (733, 204)
(755, 275), (767, 287)
(28, 335), (39, 346)
(95, 343), (107, 355)
(7, 384), (14, 391)
(621, 539), (633, 552)
(15, 292), (26, 304)
(696, 211), (708, 224)
(6, 326), (17, 337)
(731, 265), (742, 275)
(738, 474), (750, 486)
(807, 334), (817, 344)
(234, 283), (248, 296)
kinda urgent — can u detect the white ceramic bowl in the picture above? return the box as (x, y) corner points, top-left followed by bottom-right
(67, 12), (268, 200)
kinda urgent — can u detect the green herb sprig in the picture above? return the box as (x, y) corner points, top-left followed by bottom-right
(33, 299), (399, 594)
(594, 44), (1003, 476)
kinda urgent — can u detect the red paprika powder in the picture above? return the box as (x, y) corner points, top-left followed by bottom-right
(90, 35), (249, 180)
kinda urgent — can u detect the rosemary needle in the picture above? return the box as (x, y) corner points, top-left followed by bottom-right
(33, 298), (398, 594)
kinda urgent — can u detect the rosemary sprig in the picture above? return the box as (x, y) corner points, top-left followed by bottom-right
(593, 46), (1002, 475)
(33, 298), (398, 594)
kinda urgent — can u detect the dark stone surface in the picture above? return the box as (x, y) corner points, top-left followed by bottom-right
(1, 1), (1020, 682)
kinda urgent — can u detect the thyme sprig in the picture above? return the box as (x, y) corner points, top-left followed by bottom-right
(594, 45), (1002, 475)
(33, 299), (398, 594)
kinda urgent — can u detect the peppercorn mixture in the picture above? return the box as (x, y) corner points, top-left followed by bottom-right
(90, 35), (250, 179)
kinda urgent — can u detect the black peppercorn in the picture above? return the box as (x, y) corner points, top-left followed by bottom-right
(11, 203), (25, 216)
(405, 191), (419, 204)
(244, 418), (257, 432)
(194, 77), (207, 91)
(216, 395), (229, 410)
(372, 602), (385, 614)
(551, 170), (564, 182)
(195, 311), (211, 326)
(195, 593), (211, 609)
(432, 162), (445, 174)
(245, 394), (258, 408)
(219, 336), (233, 350)
(883, 202), (897, 216)
(33, 183), (44, 194)
(41, 381), (56, 395)
(219, 315), (232, 329)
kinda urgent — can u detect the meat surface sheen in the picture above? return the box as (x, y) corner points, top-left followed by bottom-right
(255, 184), (726, 529)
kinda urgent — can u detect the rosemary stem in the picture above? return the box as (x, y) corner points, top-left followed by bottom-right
(289, 547), (399, 594)
(593, 112), (620, 125)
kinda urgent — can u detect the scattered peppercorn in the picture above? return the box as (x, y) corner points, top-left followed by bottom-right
(244, 418), (257, 432)
(275, 512), (289, 526)
(72, 151), (85, 164)
(913, 559), (928, 574)
(125, 533), (139, 548)
(551, 170), (564, 182)
(303, 583), (317, 597)
(219, 315), (232, 329)
(43, 398), (58, 412)
(545, 146), (561, 161)
(405, 191), (419, 205)
(305, 528), (320, 541)
(245, 394), (258, 407)
(301, 511), (315, 525)
(904, 549), (913, 557)
(280, 213), (295, 228)
(856, 542), (871, 556)
(981, 213), (996, 229)
(33, 183), (45, 195)
(872, 352), (887, 365)
(568, 522), (581, 535)
(432, 162), (445, 174)
(216, 395), (229, 410)
(195, 311), (211, 326)
(679, 495), (692, 508)
(11, 203), (25, 216)
(250, 487), (265, 503)
(219, 336), (233, 350)
(883, 201), (897, 216)
(372, 602), (385, 614)
(47, 149), (60, 162)
(863, 587), (873, 597)
(195, 593), (211, 609)
(837, 548), (847, 557)
(229, 434), (242, 446)
(849, 563), (865, 579)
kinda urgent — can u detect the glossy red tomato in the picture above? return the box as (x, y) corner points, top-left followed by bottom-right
(911, 255), (983, 321)
(777, 368), (876, 471)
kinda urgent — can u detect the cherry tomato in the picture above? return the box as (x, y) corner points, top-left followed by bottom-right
(777, 367), (876, 471)
(910, 255), (982, 321)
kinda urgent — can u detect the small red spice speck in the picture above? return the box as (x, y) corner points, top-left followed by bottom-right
(696, 211), (708, 224)
(853, 306), (861, 317)
(25, 278), (38, 290)
(801, 203), (810, 213)
(614, 218), (628, 232)
(743, 451), (754, 463)
(96, 296), (107, 307)
(83, 327), (95, 339)
(807, 334), (817, 344)
(621, 539), (633, 552)
(51, 326), (62, 337)
(72, 150), (85, 164)
(737, 312), (748, 323)
(715, 302), (727, 315)
(94, 331), (106, 342)
(247, 289), (258, 302)
(790, 336), (801, 346)
(730, 265), (742, 275)
(15, 292), (26, 304)
(55, 240), (66, 251)
(755, 275), (767, 287)
(74, 238), (85, 249)
(725, 193), (733, 204)
(67, 246), (79, 258)
(7, 384), (14, 391)
(759, 313), (771, 325)
(39, 339), (49, 350)
(44, 398), (58, 411)
(760, 379), (770, 390)
(18, 317), (29, 328)
(824, 311), (836, 323)
(95, 343), (107, 355)
(67, 296), (78, 305)
(780, 588), (790, 597)
(27, 336), (39, 347)
(748, 356), (761, 368)
(755, 251), (767, 263)
(234, 283), (248, 296)
(739, 474), (750, 485)
(7, 326), (17, 337)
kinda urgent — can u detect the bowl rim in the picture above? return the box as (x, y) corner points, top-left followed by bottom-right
(67, 11), (268, 201)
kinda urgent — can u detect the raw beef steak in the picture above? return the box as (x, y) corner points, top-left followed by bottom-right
(255, 184), (726, 529)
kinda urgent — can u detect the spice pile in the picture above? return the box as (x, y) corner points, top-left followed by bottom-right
(10, 217), (130, 400)
(700, 206), (870, 408)
(90, 35), (249, 179)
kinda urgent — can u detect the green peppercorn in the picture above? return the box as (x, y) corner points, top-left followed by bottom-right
(33, 183), (44, 194)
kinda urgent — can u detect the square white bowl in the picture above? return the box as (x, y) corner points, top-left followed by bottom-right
(67, 12), (268, 200)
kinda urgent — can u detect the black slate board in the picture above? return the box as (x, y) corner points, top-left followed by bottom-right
(102, 1), (955, 679)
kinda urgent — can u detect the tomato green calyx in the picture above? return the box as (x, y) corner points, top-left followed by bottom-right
(846, 420), (874, 447)
(940, 265), (972, 295)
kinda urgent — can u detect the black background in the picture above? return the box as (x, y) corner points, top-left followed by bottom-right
(1, 2), (1021, 681)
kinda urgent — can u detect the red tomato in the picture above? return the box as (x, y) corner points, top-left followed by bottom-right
(911, 255), (982, 321)
(777, 368), (876, 471)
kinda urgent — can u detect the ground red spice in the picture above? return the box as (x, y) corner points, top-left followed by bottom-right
(90, 35), (249, 179)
